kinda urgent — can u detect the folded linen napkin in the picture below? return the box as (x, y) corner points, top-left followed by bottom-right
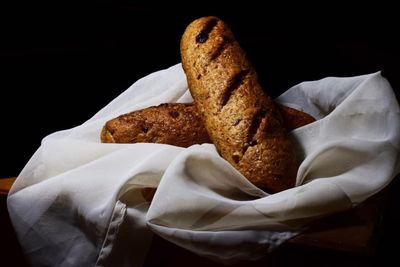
(7, 64), (400, 266)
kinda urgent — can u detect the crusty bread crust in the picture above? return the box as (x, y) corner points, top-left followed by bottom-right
(102, 103), (211, 147)
(280, 105), (315, 131)
(181, 16), (297, 193)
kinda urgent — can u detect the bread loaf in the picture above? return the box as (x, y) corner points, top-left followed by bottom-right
(181, 16), (297, 193)
(102, 103), (314, 147)
(101, 103), (211, 147)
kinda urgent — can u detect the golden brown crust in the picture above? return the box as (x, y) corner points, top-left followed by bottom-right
(181, 16), (297, 193)
(280, 105), (316, 131)
(101, 103), (211, 147)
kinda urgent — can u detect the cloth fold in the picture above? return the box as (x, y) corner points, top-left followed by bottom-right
(7, 64), (400, 266)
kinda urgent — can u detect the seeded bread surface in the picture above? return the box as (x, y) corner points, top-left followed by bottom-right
(181, 16), (297, 193)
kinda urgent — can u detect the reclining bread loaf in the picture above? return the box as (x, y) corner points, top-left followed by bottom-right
(101, 102), (314, 147)
(180, 16), (297, 193)
(101, 103), (211, 147)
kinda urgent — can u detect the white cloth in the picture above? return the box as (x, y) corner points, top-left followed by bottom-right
(7, 64), (400, 266)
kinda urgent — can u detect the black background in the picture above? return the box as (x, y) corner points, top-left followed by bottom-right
(0, 2), (399, 266)
(1, 2), (399, 178)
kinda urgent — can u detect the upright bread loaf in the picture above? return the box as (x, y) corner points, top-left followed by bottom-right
(181, 17), (297, 193)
